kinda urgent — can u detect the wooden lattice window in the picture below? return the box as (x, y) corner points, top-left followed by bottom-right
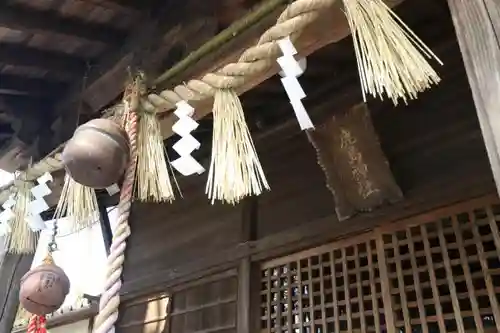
(260, 195), (500, 333)
(379, 200), (500, 333)
(260, 235), (385, 333)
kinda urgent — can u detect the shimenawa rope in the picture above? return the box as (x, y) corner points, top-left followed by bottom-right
(142, 0), (336, 111)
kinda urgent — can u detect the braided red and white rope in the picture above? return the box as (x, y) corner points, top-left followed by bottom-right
(93, 82), (139, 333)
(27, 315), (46, 333)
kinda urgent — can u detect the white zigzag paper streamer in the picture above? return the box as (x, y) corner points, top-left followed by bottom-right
(28, 172), (53, 231)
(171, 101), (205, 176)
(277, 36), (314, 130)
(0, 195), (15, 236)
(106, 184), (120, 196)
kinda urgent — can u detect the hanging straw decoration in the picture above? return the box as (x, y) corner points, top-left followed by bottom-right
(54, 174), (98, 232)
(8, 175), (38, 254)
(136, 105), (175, 202)
(342, 0), (442, 104)
(206, 89), (269, 205)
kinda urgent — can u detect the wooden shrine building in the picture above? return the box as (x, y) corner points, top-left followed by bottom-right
(0, 0), (500, 332)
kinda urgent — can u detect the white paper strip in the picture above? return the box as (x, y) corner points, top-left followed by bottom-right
(171, 101), (205, 176)
(0, 220), (11, 237)
(2, 195), (15, 211)
(106, 184), (120, 196)
(277, 36), (314, 130)
(0, 209), (14, 224)
(27, 214), (45, 232)
(27, 171), (53, 231)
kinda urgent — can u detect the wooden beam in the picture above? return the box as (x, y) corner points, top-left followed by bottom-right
(103, 0), (159, 11)
(0, 44), (87, 76)
(0, 3), (127, 44)
(0, 75), (67, 97)
(446, 0), (500, 197)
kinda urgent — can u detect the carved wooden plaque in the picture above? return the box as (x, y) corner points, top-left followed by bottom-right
(307, 103), (403, 220)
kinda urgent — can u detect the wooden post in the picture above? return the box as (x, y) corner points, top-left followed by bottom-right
(0, 253), (33, 332)
(307, 103), (403, 220)
(97, 195), (112, 255)
(446, 0), (500, 196)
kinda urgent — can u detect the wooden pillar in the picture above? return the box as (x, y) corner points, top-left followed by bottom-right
(307, 103), (403, 221)
(446, 0), (500, 196)
(0, 253), (33, 332)
(237, 197), (260, 333)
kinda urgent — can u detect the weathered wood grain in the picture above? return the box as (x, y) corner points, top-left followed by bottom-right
(447, 0), (500, 197)
(307, 104), (403, 220)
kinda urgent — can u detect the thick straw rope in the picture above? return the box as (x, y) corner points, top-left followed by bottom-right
(142, 0), (337, 111)
(92, 84), (139, 333)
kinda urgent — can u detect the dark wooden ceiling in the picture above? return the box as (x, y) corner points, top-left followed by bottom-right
(0, 0), (259, 171)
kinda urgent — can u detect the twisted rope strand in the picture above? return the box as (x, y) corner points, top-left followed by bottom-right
(93, 84), (139, 333)
(143, 0), (337, 112)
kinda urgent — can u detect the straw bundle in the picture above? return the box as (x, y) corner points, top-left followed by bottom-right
(8, 178), (38, 254)
(136, 108), (175, 202)
(206, 89), (269, 204)
(54, 175), (98, 232)
(342, 0), (442, 104)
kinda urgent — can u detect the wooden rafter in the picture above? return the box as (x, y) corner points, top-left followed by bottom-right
(0, 75), (67, 97)
(104, 0), (160, 11)
(0, 3), (127, 44)
(0, 44), (88, 76)
(53, 0), (213, 139)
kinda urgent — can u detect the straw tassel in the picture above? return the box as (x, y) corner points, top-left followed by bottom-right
(54, 174), (98, 232)
(342, 0), (442, 104)
(206, 89), (269, 204)
(8, 177), (38, 254)
(136, 107), (175, 202)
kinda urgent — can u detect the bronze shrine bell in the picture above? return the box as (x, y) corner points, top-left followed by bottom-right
(19, 261), (70, 316)
(62, 119), (129, 189)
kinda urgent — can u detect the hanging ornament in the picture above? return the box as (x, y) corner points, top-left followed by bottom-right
(54, 174), (98, 232)
(8, 174), (38, 254)
(19, 254), (69, 315)
(277, 36), (314, 130)
(62, 118), (129, 189)
(136, 75), (176, 202)
(206, 89), (269, 204)
(20, 221), (69, 333)
(342, 0), (442, 104)
(171, 101), (204, 177)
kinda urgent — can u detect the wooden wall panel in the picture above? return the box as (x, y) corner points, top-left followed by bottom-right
(122, 177), (242, 284)
(117, 294), (170, 333)
(118, 271), (238, 333)
(255, 39), (493, 240)
(256, 135), (337, 238)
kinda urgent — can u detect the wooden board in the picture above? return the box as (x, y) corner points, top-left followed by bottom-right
(307, 104), (403, 220)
